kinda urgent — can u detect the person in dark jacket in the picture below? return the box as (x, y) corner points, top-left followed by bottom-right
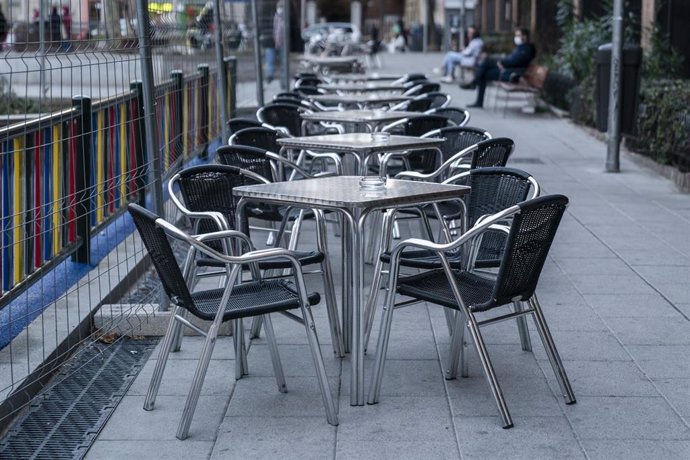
(460, 28), (536, 108)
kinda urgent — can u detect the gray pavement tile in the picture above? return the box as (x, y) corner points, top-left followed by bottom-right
(211, 416), (336, 459)
(582, 439), (690, 460)
(532, 330), (630, 362)
(617, 247), (690, 266)
(85, 440), (214, 460)
(534, 298), (609, 332)
(626, 345), (690, 378)
(583, 293), (682, 318)
(633, 264), (690, 285)
(341, 359), (446, 398)
(652, 379), (690, 417)
(549, 242), (618, 259)
(335, 440), (459, 460)
(566, 273), (657, 295)
(676, 303), (690, 318)
(603, 316), (690, 345)
(128, 357), (235, 396)
(567, 396), (690, 440)
(447, 376), (562, 417)
(225, 376), (339, 418)
(553, 257), (636, 276)
(453, 416), (585, 459)
(337, 396), (453, 442)
(150, 336), (236, 360)
(653, 283), (690, 304)
(97, 395), (228, 441)
(437, 344), (546, 382)
(242, 343), (341, 377)
(540, 360), (657, 398)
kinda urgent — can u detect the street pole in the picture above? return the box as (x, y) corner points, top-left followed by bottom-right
(136, 0), (168, 310)
(282, 0), (290, 90)
(251, 0), (265, 106)
(606, 0), (623, 173)
(212, 0), (230, 143)
(460, 0), (466, 49)
(422, 0), (428, 53)
(301, 0), (306, 34)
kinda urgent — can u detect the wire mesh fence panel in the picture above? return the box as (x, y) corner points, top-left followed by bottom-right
(0, 0), (242, 433)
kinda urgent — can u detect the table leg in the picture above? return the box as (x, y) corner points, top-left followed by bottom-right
(341, 211), (352, 353)
(351, 209), (366, 406)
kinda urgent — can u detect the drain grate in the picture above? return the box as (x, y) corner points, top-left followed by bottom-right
(0, 337), (158, 459)
(510, 157), (545, 164)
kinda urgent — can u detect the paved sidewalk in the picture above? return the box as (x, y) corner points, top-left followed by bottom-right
(87, 52), (690, 459)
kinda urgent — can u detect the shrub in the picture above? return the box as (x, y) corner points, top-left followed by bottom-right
(631, 80), (690, 171)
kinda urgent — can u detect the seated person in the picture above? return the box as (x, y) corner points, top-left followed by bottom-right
(438, 26), (483, 83)
(460, 27), (536, 108)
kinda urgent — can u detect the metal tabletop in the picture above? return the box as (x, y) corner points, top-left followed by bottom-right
(234, 176), (469, 408)
(318, 83), (407, 93)
(277, 133), (444, 154)
(300, 110), (424, 125)
(327, 73), (403, 82)
(307, 94), (413, 105)
(302, 55), (361, 65)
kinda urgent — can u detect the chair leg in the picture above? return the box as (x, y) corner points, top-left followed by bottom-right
(234, 318), (248, 379)
(529, 295), (576, 405)
(366, 284), (397, 405)
(514, 301), (532, 352)
(321, 256), (344, 357)
(364, 211), (382, 265)
(263, 314), (287, 393)
(445, 309), (466, 380)
(301, 303), (339, 425)
(364, 210), (395, 351)
(144, 304), (180, 411)
(443, 308), (456, 336)
(170, 308), (187, 353)
(249, 316), (263, 339)
(176, 320), (220, 440)
(466, 314), (514, 428)
(461, 323), (469, 378)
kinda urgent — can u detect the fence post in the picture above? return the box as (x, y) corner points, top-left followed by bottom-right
(170, 71), (184, 162)
(71, 96), (92, 265)
(225, 56), (237, 121)
(212, 0), (230, 145)
(130, 81), (148, 208)
(198, 64), (210, 159)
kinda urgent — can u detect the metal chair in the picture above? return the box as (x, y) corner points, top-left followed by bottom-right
(128, 203), (338, 440)
(168, 164), (344, 356)
(367, 194), (576, 428)
(365, 167), (540, 345)
(403, 82), (441, 96)
(229, 126), (284, 152)
(425, 107), (471, 127)
(227, 118), (262, 137)
(295, 76), (324, 88)
(391, 73), (427, 85)
(390, 92), (452, 112)
(257, 103), (304, 136)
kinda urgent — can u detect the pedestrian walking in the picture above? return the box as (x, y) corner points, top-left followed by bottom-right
(265, 1), (284, 84)
(49, 6), (62, 49)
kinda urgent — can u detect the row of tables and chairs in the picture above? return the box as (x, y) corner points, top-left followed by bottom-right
(129, 69), (576, 440)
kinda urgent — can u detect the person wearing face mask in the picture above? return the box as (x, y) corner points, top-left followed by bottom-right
(460, 28), (536, 108)
(437, 26), (483, 83)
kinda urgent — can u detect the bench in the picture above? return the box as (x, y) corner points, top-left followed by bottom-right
(491, 63), (548, 116)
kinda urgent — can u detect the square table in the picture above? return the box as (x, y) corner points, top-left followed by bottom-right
(234, 176), (470, 406)
(301, 110), (425, 133)
(317, 83), (407, 94)
(326, 73), (403, 83)
(277, 133), (445, 176)
(306, 93), (413, 109)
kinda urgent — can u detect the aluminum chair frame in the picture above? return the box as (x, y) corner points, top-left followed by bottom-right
(366, 195), (576, 429)
(128, 204), (339, 440)
(424, 107), (471, 127)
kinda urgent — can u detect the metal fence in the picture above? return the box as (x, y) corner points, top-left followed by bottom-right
(0, 0), (242, 431)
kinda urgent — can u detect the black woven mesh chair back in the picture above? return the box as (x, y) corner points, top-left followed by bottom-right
(295, 77), (323, 88)
(272, 98), (303, 107)
(490, 194), (568, 308)
(216, 145), (274, 181)
(227, 118), (261, 135)
(274, 91), (304, 100)
(293, 72), (317, 81)
(428, 126), (491, 162)
(424, 92), (450, 110)
(294, 86), (322, 95)
(258, 103), (303, 136)
(466, 167), (533, 227)
(231, 126), (283, 153)
(399, 115), (453, 172)
(405, 97), (434, 112)
(430, 108), (470, 126)
(128, 204), (196, 312)
(404, 73), (427, 82)
(471, 137), (514, 169)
